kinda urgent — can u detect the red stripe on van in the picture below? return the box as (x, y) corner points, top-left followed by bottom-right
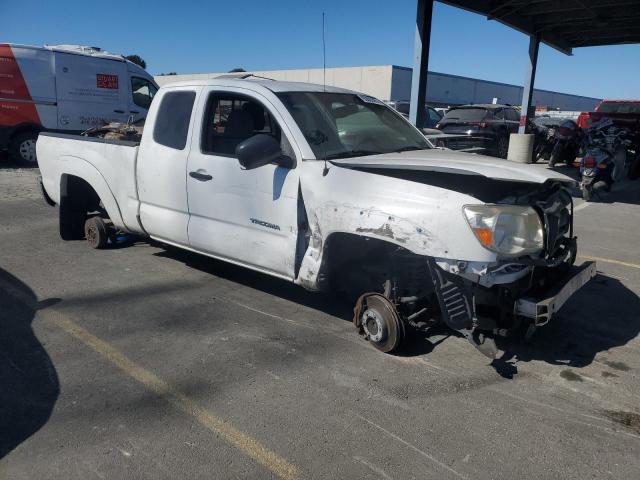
(0, 44), (41, 126)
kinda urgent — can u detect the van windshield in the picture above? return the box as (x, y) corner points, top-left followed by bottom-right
(276, 92), (430, 159)
(131, 77), (158, 109)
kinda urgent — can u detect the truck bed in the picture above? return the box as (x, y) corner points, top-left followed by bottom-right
(37, 132), (145, 234)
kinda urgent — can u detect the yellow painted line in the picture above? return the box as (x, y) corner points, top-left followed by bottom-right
(46, 311), (299, 480)
(578, 255), (640, 270)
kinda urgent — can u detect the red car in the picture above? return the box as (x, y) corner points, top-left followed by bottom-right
(577, 100), (640, 144)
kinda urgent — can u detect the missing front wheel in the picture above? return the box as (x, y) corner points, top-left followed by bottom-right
(353, 293), (406, 353)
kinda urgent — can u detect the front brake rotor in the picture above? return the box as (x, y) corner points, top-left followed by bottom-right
(354, 293), (405, 353)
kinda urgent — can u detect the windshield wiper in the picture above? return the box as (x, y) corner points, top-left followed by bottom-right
(324, 150), (382, 160)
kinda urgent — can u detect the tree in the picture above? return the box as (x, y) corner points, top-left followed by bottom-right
(228, 68), (246, 73)
(126, 55), (147, 70)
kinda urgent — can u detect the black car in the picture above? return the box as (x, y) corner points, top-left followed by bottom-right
(435, 104), (520, 158)
(385, 101), (443, 128)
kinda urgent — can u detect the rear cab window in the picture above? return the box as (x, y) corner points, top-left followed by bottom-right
(442, 108), (488, 122)
(153, 90), (196, 150)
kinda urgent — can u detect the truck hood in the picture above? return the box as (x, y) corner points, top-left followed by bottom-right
(330, 149), (575, 184)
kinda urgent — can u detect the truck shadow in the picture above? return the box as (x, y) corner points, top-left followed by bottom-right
(155, 247), (640, 368)
(153, 244), (354, 321)
(0, 152), (38, 170)
(154, 245), (444, 356)
(498, 273), (640, 369)
(0, 269), (59, 458)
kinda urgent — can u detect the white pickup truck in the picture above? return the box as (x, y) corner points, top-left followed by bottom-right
(37, 77), (596, 358)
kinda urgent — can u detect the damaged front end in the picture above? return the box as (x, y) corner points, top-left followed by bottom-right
(426, 181), (596, 357)
(306, 157), (596, 358)
(350, 180), (596, 359)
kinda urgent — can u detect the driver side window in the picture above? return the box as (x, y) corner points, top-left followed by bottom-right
(201, 93), (291, 157)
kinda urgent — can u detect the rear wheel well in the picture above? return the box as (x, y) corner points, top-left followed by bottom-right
(9, 124), (41, 141)
(59, 174), (106, 240)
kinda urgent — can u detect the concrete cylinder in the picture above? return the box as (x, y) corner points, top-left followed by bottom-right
(507, 133), (534, 164)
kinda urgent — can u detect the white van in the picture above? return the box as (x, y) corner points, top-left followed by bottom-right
(0, 43), (158, 164)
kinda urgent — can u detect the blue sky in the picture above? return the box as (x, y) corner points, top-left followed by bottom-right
(4, 0), (639, 99)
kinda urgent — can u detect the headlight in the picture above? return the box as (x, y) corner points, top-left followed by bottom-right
(463, 205), (544, 256)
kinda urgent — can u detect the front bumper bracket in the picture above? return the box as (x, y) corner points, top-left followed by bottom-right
(514, 261), (597, 326)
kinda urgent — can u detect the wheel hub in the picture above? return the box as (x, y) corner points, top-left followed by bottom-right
(19, 139), (37, 163)
(361, 308), (386, 342)
(355, 294), (405, 353)
(86, 226), (97, 246)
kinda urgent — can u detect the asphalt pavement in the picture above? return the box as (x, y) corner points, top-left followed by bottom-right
(1, 162), (639, 480)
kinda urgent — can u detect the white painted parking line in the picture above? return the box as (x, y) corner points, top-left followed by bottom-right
(574, 201), (590, 212)
(355, 413), (469, 479)
(0, 279), (300, 480)
(578, 255), (640, 270)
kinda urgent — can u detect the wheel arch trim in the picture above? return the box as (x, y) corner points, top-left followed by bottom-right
(58, 157), (126, 230)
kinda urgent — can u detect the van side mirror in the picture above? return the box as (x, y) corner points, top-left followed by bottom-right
(235, 134), (296, 170)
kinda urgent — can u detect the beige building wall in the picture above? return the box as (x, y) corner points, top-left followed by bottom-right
(154, 65), (600, 110)
(154, 65), (395, 100)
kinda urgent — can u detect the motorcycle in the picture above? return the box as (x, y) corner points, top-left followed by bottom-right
(579, 119), (631, 201)
(529, 119), (556, 163)
(549, 119), (583, 167)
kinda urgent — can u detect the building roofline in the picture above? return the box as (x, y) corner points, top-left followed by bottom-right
(155, 64), (601, 102)
(389, 65), (601, 102)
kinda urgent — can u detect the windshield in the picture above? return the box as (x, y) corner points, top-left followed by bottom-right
(441, 108), (488, 122)
(131, 77), (158, 110)
(276, 92), (430, 159)
(597, 102), (640, 114)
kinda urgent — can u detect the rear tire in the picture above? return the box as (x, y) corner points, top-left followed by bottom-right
(549, 144), (562, 167)
(9, 131), (39, 166)
(531, 144), (541, 163)
(84, 217), (109, 249)
(565, 145), (578, 166)
(496, 134), (509, 159)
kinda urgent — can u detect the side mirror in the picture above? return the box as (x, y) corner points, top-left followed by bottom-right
(235, 134), (296, 170)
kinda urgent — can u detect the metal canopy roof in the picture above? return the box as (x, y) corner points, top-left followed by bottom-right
(441, 0), (640, 55)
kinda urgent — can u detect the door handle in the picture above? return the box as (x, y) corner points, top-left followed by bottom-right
(113, 109), (125, 114)
(130, 110), (140, 114)
(189, 171), (213, 181)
